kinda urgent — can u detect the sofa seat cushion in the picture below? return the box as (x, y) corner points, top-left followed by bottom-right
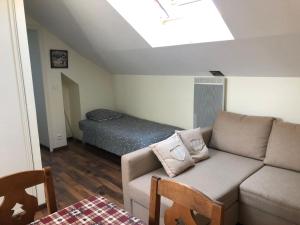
(128, 149), (263, 211)
(209, 112), (274, 160)
(240, 166), (300, 224)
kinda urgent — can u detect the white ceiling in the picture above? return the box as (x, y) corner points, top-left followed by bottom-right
(24, 0), (300, 76)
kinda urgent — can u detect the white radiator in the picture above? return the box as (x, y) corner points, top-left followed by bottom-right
(194, 77), (226, 128)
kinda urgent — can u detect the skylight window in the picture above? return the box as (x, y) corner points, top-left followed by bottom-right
(107, 0), (234, 48)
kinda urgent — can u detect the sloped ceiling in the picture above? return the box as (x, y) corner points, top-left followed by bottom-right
(25, 0), (300, 76)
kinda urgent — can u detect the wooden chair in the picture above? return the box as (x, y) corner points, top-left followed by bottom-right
(149, 176), (224, 225)
(0, 167), (57, 225)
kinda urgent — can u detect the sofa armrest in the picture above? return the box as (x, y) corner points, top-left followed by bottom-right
(122, 147), (161, 184)
(121, 147), (161, 211)
(201, 127), (213, 145)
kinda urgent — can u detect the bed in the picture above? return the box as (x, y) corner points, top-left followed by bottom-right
(79, 110), (180, 156)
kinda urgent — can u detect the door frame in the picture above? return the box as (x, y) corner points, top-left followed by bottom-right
(27, 25), (54, 152)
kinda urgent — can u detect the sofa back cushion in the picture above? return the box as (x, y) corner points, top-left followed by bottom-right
(209, 112), (274, 160)
(264, 121), (300, 172)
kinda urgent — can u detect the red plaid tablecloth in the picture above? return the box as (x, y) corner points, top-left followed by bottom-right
(30, 195), (146, 225)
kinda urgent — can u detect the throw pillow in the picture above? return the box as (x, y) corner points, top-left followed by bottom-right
(176, 128), (209, 162)
(150, 134), (194, 177)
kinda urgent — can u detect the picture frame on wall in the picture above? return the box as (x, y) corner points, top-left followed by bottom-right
(50, 49), (68, 68)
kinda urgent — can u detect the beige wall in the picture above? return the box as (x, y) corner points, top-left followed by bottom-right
(62, 76), (73, 138)
(113, 75), (194, 129)
(27, 18), (114, 149)
(62, 74), (82, 139)
(114, 75), (300, 129)
(226, 77), (300, 123)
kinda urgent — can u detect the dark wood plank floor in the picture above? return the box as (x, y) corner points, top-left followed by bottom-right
(36, 139), (123, 218)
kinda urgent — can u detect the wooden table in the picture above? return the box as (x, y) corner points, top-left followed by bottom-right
(30, 195), (146, 225)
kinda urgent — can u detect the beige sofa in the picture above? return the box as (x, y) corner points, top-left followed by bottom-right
(122, 112), (300, 225)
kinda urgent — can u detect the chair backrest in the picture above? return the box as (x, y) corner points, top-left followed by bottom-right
(0, 167), (57, 225)
(149, 176), (224, 225)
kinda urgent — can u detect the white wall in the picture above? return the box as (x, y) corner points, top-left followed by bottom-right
(26, 18), (115, 148)
(0, 0), (44, 202)
(0, 0), (33, 175)
(113, 75), (300, 128)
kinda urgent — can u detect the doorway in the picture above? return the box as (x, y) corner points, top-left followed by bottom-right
(61, 73), (81, 140)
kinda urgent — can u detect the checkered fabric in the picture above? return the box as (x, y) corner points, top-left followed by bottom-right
(30, 196), (146, 225)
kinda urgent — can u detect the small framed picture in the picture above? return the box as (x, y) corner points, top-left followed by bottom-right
(50, 50), (68, 68)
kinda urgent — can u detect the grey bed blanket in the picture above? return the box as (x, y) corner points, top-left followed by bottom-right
(79, 115), (181, 156)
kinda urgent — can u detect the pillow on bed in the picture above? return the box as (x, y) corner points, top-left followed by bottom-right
(176, 128), (209, 163)
(150, 134), (194, 177)
(86, 109), (123, 122)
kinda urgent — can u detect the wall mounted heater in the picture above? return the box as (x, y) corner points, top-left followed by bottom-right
(194, 77), (226, 128)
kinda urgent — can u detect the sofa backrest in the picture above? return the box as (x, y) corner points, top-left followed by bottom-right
(264, 120), (300, 172)
(209, 111), (274, 160)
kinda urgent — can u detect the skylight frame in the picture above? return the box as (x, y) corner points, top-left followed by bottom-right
(107, 0), (234, 48)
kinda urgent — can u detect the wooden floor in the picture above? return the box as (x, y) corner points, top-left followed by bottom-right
(36, 139), (123, 218)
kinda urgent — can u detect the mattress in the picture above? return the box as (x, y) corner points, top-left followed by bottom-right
(79, 115), (180, 156)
